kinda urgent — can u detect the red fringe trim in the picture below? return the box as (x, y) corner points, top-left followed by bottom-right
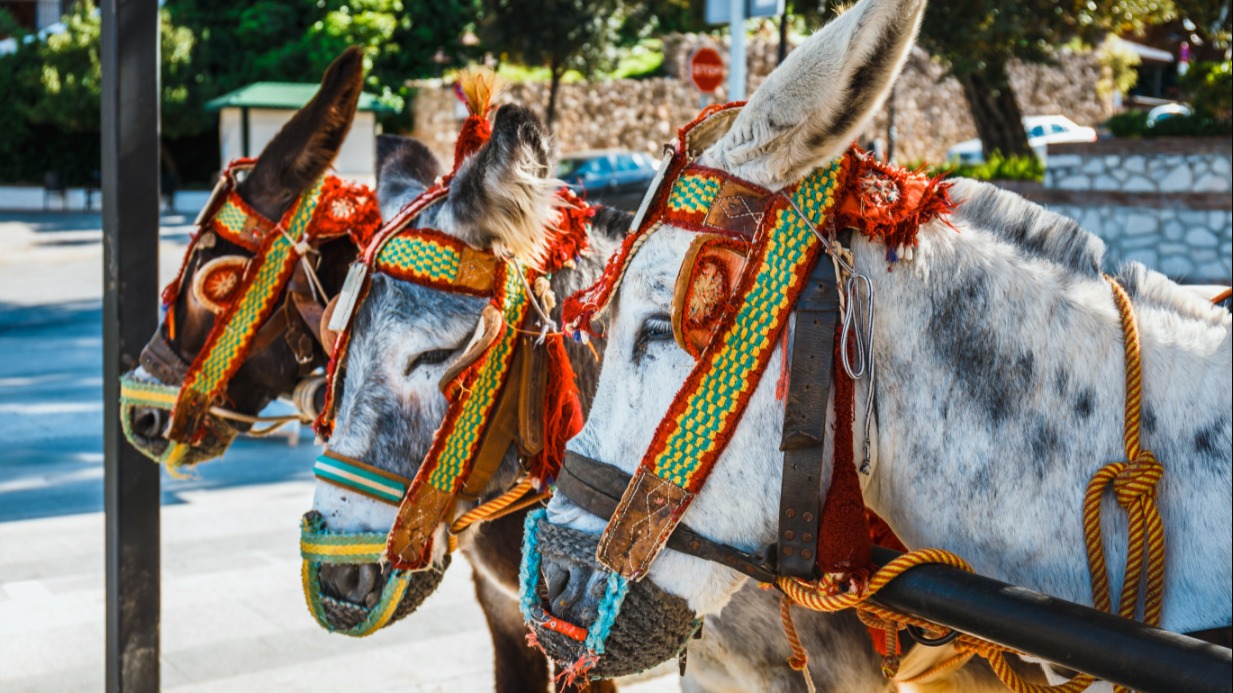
(833, 148), (956, 260)
(313, 177), (382, 246)
(529, 333), (584, 485)
(542, 188), (594, 274)
(816, 323), (872, 577)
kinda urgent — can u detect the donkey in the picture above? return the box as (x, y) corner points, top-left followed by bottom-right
(306, 107), (631, 691)
(528, 0), (1231, 687)
(121, 48), (378, 467)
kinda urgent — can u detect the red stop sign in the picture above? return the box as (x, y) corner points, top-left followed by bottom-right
(689, 46), (726, 95)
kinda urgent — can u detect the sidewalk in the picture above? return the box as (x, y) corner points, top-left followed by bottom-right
(0, 186), (211, 215)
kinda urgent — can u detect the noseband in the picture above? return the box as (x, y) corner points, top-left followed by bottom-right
(120, 158), (380, 466)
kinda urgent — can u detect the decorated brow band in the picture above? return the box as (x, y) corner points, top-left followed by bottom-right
(561, 102), (749, 336)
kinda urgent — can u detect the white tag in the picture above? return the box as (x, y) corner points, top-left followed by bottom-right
(328, 263), (369, 333)
(629, 150), (675, 234)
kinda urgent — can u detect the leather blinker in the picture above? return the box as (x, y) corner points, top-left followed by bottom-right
(671, 234), (751, 359)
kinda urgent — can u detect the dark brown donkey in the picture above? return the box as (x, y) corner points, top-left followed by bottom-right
(120, 48), (377, 468)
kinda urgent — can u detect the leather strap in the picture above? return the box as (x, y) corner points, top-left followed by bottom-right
(777, 252), (842, 577)
(517, 334), (547, 457)
(457, 345), (524, 501)
(556, 451), (778, 583)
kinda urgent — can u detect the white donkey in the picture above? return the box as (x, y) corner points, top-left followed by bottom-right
(532, 0), (1231, 688)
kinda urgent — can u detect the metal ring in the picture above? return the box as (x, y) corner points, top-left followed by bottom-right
(907, 623), (960, 647)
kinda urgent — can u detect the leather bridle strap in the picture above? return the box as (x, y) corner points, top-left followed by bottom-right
(556, 451), (778, 583)
(777, 246), (842, 577)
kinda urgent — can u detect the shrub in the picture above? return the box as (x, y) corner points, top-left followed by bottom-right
(1106, 110), (1151, 138)
(913, 152), (1045, 182)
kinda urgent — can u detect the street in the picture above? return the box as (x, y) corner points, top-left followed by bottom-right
(0, 212), (675, 692)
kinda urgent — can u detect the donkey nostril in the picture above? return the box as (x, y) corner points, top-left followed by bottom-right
(132, 408), (166, 440)
(544, 562), (570, 606)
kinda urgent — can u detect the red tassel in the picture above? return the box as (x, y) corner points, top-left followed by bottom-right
(816, 323), (873, 578)
(530, 333), (584, 484)
(453, 113), (492, 172)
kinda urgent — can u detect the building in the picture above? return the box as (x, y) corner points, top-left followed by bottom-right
(206, 82), (396, 186)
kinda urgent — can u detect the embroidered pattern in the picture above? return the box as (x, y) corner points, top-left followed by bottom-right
(647, 159), (843, 490)
(424, 264), (529, 493)
(172, 177), (324, 440)
(376, 230), (470, 290)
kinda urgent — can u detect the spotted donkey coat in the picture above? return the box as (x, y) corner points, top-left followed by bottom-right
(536, 0), (1229, 688)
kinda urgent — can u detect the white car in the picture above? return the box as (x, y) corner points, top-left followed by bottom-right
(947, 115), (1097, 164)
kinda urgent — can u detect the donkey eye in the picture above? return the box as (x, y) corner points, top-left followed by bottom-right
(634, 314), (674, 361)
(405, 348), (456, 376)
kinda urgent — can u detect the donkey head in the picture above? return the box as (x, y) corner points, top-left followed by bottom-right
(303, 105), (632, 634)
(122, 47), (369, 467)
(528, 0), (928, 677)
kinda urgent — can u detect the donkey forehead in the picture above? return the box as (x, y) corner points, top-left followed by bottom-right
(616, 227), (696, 313)
(354, 275), (487, 348)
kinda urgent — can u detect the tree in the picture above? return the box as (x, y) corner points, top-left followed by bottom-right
(919, 1), (1177, 159)
(478, 0), (627, 127)
(163, 0), (477, 131)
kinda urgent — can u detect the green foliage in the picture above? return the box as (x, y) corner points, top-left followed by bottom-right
(1106, 60), (1233, 139)
(1106, 110), (1152, 138)
(1182, 60), (1232, 122)
(163, 0), (478, 132)
(914, 152), (1046, 182)
(1095, 34), (1141, 98)
(921, 1), (1177, 82)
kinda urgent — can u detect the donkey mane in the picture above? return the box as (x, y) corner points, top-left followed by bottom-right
(949, 179), (1103, 278)
(950, 178), (1228, 327)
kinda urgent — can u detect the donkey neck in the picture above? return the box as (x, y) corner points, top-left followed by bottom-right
(856, 180), (1232, 634)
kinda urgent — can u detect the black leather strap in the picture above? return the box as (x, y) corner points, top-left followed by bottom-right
(556, 452), (778, 583)
(776, 252), (841, 577)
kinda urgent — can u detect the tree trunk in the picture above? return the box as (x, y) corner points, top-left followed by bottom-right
(957, 62), (1032, 160)
(546, 57), (562, 130)
(778, 6), (789, 65)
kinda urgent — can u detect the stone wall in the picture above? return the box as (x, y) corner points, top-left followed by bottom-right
(1037, 138), (1233, 282)
(408, 35), (1113, 166)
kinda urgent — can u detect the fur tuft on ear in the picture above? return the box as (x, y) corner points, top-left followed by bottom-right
(701, 0), (926, 190)
(239, 46), (366, 220)
(439, 104), (562, 269)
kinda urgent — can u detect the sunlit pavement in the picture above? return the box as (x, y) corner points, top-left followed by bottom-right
(0, 213), (677, 691)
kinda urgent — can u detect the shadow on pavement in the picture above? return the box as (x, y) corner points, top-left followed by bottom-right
(0, 301), (317, 523)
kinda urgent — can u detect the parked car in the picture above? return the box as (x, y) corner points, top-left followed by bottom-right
(947, 115), (1097, 164)
(557, 149), (660, 211)
(1146, 102), (1193, 126)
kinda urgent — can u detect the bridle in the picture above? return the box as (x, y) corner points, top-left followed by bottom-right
(301, 173), (591, 635)
(522, 102), (956, 656)
(119, 158), (380, 467)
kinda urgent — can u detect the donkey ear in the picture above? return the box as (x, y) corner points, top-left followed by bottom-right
(440, 104), (558, 266)
(238, 46), (366, 220)
(376, 134), (442, 220)
(702, 0), (926, 189)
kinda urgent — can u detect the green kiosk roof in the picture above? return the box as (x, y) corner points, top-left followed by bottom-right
(206, 82), (395, 113)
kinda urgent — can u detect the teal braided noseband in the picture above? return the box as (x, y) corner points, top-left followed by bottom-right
(313, 453), (408, 505)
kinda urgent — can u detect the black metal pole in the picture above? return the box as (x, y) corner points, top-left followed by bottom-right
(870, 547), (1232, 693)
(101, 0), (161, 690)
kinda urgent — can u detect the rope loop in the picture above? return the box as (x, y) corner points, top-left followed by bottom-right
(1111, 452), (1162, 510)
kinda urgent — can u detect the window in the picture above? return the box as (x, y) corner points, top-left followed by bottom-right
(1027, 125), (1046, 139)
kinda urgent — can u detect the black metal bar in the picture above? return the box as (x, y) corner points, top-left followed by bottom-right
(870, 547), (1232, 693)
(101, 0), (161, 690)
